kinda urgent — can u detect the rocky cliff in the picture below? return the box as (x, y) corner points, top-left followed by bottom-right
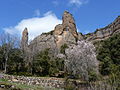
(27, 11), (80, 56)
(84, 16), (120, 42)
(21, 11), (120, 56)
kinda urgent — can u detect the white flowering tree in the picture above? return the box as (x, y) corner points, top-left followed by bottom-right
(65, 40), (98, 81)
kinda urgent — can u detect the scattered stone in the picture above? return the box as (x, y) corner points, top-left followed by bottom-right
(12, 79), (18, 82)
(0, 85), (5, 88)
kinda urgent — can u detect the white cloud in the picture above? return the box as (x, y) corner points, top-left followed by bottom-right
(44, 11), (53, 16)
(34, 9), (40, 17)
(69, 0), (89, 7)
(4, 11), (62, 40)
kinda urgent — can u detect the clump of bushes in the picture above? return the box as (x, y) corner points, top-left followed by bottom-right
(60, 44), (68, 54)
(32, 48), (64, 77)
(97, 33), (120, 76)
(97, 33), (120, 89)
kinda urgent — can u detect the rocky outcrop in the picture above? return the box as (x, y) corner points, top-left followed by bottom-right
(53, 11), (79, 48)
(53, 11), (78, 38)
(21, 11), (120, 58)
(62, 11), (78, 38)
(28, 11), (79, 55)
(84, 16), (120, 42)
(21, 28), (32, 68)
(21, 28), (28, 51)
(29, 33), (57, 56)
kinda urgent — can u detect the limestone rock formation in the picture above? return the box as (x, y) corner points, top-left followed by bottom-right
(29, 34), (57, 56)
(85, 16), (120, 42)
(21, 27), (28, 51)
(21, 28), (30, 67)
(53, 11), (78, 38)
(62, 11), (78, 38)
(53, 11), (79, 48)
(21, 11), (120, 60)
(28, 11), (79, 55)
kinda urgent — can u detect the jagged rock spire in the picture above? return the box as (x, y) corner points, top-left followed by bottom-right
(53, 11), (79, 48)
(54, 11), (78, 38)
(62, 11), (78, 38)
(21, 27), (28, 51)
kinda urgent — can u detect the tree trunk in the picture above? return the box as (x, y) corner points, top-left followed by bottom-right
(4, 56), (8, 73)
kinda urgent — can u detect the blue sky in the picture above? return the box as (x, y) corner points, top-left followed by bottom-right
(0, 0), (120, 40)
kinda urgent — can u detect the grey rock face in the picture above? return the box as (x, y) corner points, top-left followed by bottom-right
(53, 11), (79, 48)
(85, 16), (120, 41)
(62, 11), (78, 38)
(21, 28), (28, 51)
(29, 34), (57, 56)
(21, 11), (120, 60)
(28, 11), (79, 55)
(53, 24), (64, 35)
(54, 30), (76, 48)
(21, 28), (30, 67)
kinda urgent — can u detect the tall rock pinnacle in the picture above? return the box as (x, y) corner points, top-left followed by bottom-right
(21, 27), (28, 51)
(53, 11), (79, 48)
(62, 11), (78, 38)
(54, 11), (78, 38)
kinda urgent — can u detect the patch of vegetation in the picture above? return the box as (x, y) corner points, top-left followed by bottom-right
(97, 33), (120, 75)
(60, 44), (68, 54)
(0, 45), (65, 77)
(65, 40), (98, 81)
(0, 78), (8, 82)
(32, 49), (64, 77)
(6, 49), (24, 74)
(88, 70), (99, 82)
(83, 32), (93, 39)
(93, 40), (104, 53)
(32, 49), (51, 76)
(42, 31), (54, 35)
(64, 79), (77, 90)
(79, 32), (83, 36)
(97, 33), (120, 89)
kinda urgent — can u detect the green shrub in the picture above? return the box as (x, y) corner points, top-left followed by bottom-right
(56, 58), (64, 71)
(6, 48), (24, 74)
(60, 44), (68, 54)
(64, 80), (77, 90)
(17, 72), (32, 76)
(97, 33), (120, 89)
(88, 70), (99, 82)
(32, 49), (62, 77)
(97, 33), (120, 76)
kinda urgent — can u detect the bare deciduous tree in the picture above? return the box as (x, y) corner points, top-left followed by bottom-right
(65, 40), (99, 81)
(0, 33), (19, 73)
